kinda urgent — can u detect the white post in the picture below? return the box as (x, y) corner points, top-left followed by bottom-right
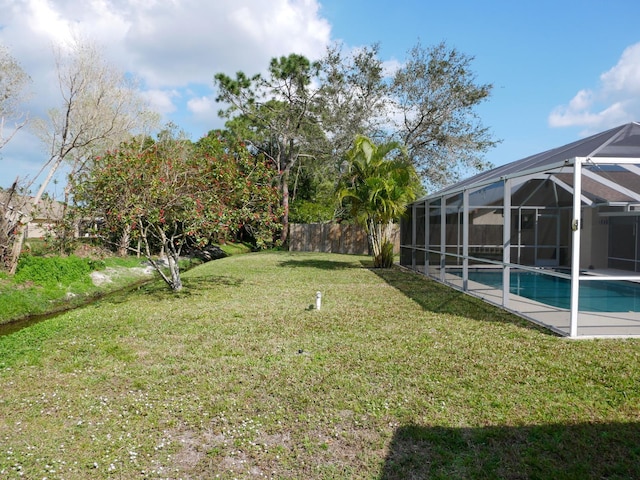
(440, 198), (446, 282)
(570, 159), (582, 337)
(463, 189), (469, 291)
(411, 203), (417, 270)
(425, 200), (430, 276)
(503, 178), (512, 308)
(315, 291), (322, 311)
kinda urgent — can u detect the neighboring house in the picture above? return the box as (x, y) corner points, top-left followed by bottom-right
(1, 192), (66, 239)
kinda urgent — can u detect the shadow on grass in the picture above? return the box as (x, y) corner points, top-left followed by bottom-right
(278, 258), (361, 271)
(369, 266), (551, 334)
(381, 422), (640, 479)
(102, 275), (244, 303)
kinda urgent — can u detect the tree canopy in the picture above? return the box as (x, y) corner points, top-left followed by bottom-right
(5, 37), (157, 274)
(215, 54), (322, 242)
(0, 43), (31, 152)
(214, 40), (498, 221)
(73, 129), (281, 290)
(390, 42), (498, 189)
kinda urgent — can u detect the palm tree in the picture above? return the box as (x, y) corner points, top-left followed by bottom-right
(337, 135), (420, 267)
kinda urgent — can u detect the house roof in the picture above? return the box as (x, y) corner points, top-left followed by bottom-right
(422, 121), (640, 202)
(1, 192), (66, 221)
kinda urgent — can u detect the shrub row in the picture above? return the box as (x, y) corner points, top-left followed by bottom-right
(14, 255), (104, 287)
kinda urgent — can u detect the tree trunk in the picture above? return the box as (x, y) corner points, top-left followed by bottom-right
(0, 180), (20, 270)
(8, 225), (25, 275)
(367, 218), (382, 259)
(118, 224), (131, 256)
(280, 169), (290, 244)
(167, 252), (182, 291)
(140, 227), (183, 292)
(58, 185), (73, 255)
(367, 219), (394, 268)
(8, 155), (65, 274)
(165, 235), (182, 291)
(0, 206), (8, 270)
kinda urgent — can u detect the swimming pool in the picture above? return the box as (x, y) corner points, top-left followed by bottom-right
(457, 269), (640, 313)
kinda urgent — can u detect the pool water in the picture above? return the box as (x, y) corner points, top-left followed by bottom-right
(461, 270), (640, 313)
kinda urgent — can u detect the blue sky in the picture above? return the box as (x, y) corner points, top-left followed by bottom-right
(1, 0), (639, 197)
(319, 0), (640, 162)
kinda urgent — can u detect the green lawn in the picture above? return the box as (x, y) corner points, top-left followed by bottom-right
(1, 251), (639, 479)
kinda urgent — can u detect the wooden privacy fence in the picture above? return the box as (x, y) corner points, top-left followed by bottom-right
(288, 223), (400, 255)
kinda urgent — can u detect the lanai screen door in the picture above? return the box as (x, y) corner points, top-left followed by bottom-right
(608, 216), (640, 272)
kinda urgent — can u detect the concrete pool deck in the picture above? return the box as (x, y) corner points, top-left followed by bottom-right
(421, 267), (640, 338)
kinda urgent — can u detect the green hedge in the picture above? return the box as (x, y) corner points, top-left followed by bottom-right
(14, 255), (101, 287)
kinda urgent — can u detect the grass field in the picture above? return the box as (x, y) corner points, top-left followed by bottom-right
(1, 251), (639, 479)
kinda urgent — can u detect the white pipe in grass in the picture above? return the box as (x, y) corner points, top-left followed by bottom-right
(315, 291), (322, 310)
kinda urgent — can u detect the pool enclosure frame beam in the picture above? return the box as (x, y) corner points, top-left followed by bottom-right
(570, 158), (582, 338)
(503, 178), (512, 309)
(404, 155), (640, 338)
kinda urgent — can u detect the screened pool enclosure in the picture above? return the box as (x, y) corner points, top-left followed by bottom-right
(400, 122), (640, 337)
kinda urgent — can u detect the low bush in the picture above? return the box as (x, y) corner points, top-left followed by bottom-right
(14, 255), (95, 287)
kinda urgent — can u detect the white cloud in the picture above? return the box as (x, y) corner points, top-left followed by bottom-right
(0, 0), (332, 189)
(185, 95), (220, 134)
(0, 0), (332, 114)
(141, 89), (180, 115)
(549, 42), (640, 133)
(187, 96), (213, 115)
(22, 0), (73, 46)
(382, 58), (402, 78)
(601, 43), (640, 94)
(1, 0), (331, 88)
(121, 0), (331, 88)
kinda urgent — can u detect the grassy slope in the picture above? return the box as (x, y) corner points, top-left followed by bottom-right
(0, 242), (249, 325)
(0, 256), (155, 324)
(0, 251), (639, 479)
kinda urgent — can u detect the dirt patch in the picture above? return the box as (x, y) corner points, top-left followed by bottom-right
(90, 265), (155, 286)
(90, 270), (112, 286)
(73, 243), (113, 258)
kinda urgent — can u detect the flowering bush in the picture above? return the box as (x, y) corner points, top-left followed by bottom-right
(72, 129), (282, 290)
